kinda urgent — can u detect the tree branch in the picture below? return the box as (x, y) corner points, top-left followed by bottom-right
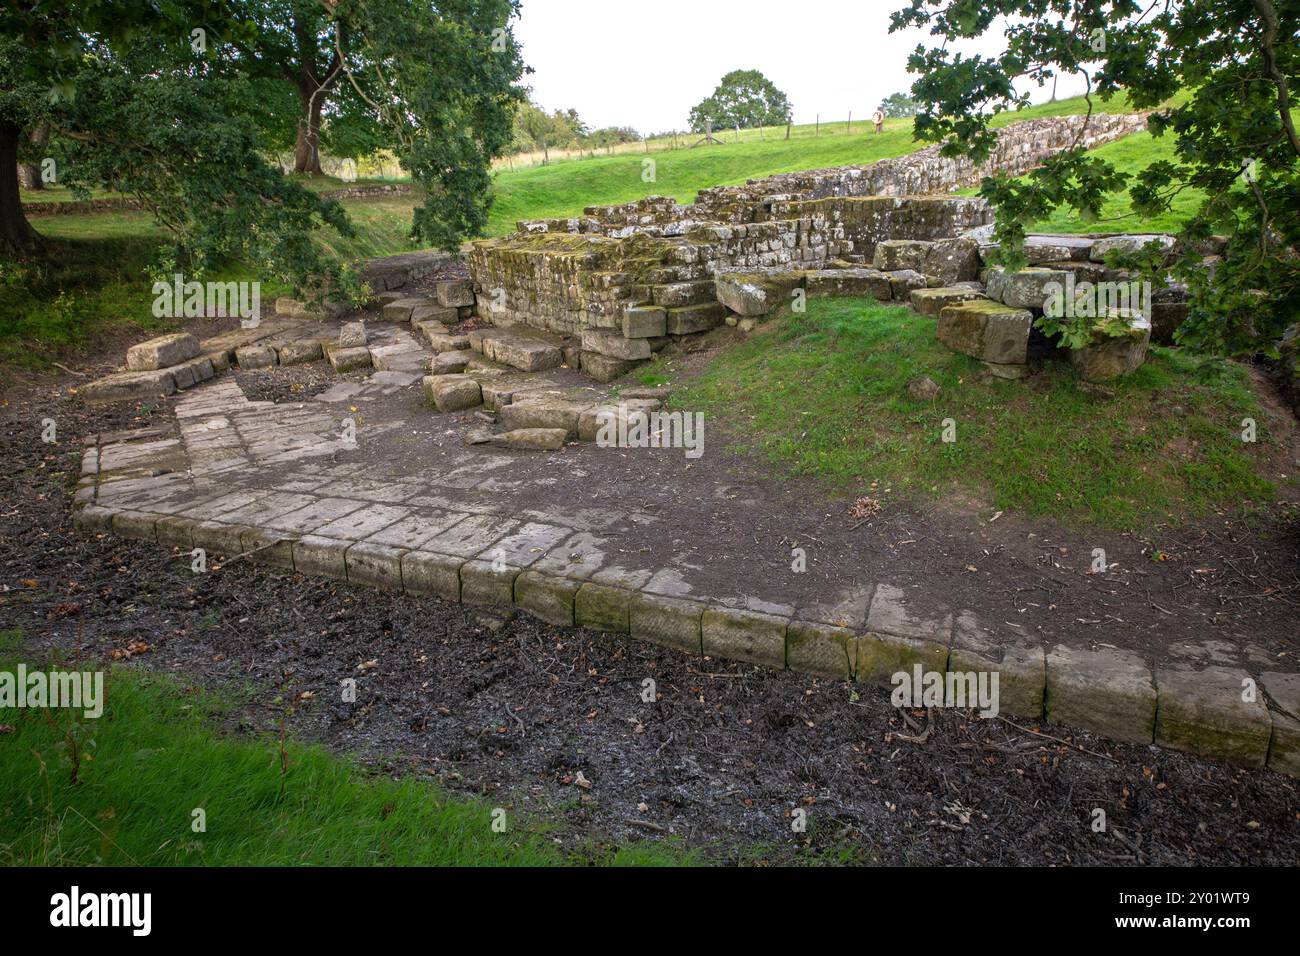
(1252, 0), (1300, 156)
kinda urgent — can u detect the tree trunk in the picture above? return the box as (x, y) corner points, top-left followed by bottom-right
(1, 123), (41, 253)
(293, 92), (324, 175)
(16, 123), (50, 191)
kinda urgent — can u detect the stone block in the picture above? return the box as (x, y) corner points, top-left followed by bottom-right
(986, 267), (1070, 309)
(937, 299), (1033, 365)
(238, 527), (296, 569)
(1260, 671), (1300, 778)
(235, 345), (277, 369)
(922, 237), (982, 283)
(701, 607), (788, 669)
(80, 369), (177, 403)
(126, 333), (201, 371)
(873, 239), (932, 273)
(481, 331), (564, 372)
(329, 347), (372, 373)
(293, 535), (349, 580)
(402, 550), (463, 601)
(1155, 665), (1272, 767)
(805, 268), (892, 301)
(949, 612), (1045, 719)
(910, 287), (988, 317)
(887, 269), (927, 299)
(1089, 234), (1175, 262)
(514, 571), (579, 626)
(622, 305), (668, 338)
(575, 582), (632, 632)
(582, 353), (640, 383)
(857, 633), (949, 686)
(424, 374), (482, 412)
(345, 541), (406, 591)
(581, 330), (652, 361)
(714, 272), (803, 316)
(786, 619), (855, 680)
(435, 279), (476, 308)
(431, 350), (471, 374)
(630, 592), (703, 654)
(277, 341), (323, 365)
(490, 428), (568, 451)
(665, 303), (727, 335)
(1045, 644), (1156, 744)
(338, 321), (367, 348)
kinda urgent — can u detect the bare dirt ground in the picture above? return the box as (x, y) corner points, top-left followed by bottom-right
(2, 370), (1298, 865)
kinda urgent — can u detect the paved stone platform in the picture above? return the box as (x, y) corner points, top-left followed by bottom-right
(72, 363), (1300, 778)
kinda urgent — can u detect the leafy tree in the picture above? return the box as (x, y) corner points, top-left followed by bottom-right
(512, 100), (583, 163)
(1, 1), (526, 281)
(890, 0), (1299, 357)
(689, 69), (793, 132)
(881, 92), (919, 118)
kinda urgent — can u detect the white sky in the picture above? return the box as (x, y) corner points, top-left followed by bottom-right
(513, 0), (1091, 133)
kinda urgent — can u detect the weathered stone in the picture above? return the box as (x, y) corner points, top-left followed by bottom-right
(426, 333), (472, 353)
(575, 582), (632, 632)
(1089, 234), (1175, 262)
(581, 353), (640, 383)
(499, 390), (597, 436)
(490, 428), (568, 451)
(1155, 665), (1272, 767)
(80, 369), (177, 403)
(293, 535), (349, 579)
(1045, 644), (1156, 744)
(786, 619), (855, 679)
(950, 612), (1045, 719)
(714, 271), (803, 316)
(906, 376), (940, 401)
(277, 340), (323, 365)
(411, 304), (459, 325)
(424, 374), (482, 412)
(514, 571), (579, 626)
(887, 269), (927, 299)
(401, 550), (463, 601)
(1069, 311), (1151, 382)
(431, 350), (471, 374)
(1023, 235), (1095, 263)
(460, 559), (519, 605)
(435, 279), (475, 308)
(1260, 671), (1300, 778)
(937, 299), (1033, 365)
(701, 607), (788, 669)
(622, 305), (667, 338)
(664, 303), (727, 335)
(922, 236), (982, 283)
(345, 541), (406, 590)
(873, 239), (932, 273)
(382, 297), (430, 322)
(866, 584), (952, 641)
(235, 345), (277, 369)
(481, 330), (564, 372)
(857, 632), (949, 686)
(338, 321), (368, 348)
(910, 287), (988, 317)
(630, 592), (703, 654)
(329, 347), (372, 373)
(126, 333), (201, 371)
(986, 266), (1070, 309)
(581, 329), (652, 361)
(653, 281), (716, 308)
(805, 268), (892, 300)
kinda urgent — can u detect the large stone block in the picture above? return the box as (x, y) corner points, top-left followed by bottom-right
(986, 267), (1070, 309)
(622, 305), (667, 338)
(805, 268), (892, 301)
(922, 237), (982, 283)
(582, 353), (640, 383)
(701, 607), (788, 669)
(424, 374), (482, 412)
(126, 333), (201, 371)
(1089, 234), (1175, 262)
(581, 329), (652, 361)
(235, 345), (277, 369)
(786, 620), (855, 680)
(1045, 644), (1156, 744)
(460, 559), (520, 605)
(401, 550), (463, 601)
(1068, 311), (1151, 382)
(630, 592), (703, 654)
(575, 582), (632, 632)
(481, 331), (564, 372)
(514, 571), (579, 626)
(665, 303), (727, 335)
(1154, 665), (1272, 767)
(1260, 671), (1300, 778)
(329, 347), (372, 373)
(910, 287), (988, 317)
(949, 612), (1045, 719)
(345, 542), (406, 591)
(490, 428), (568, 451)
(435, 279), (476, 308)
(714, 271), (803, 317)
(80, 369), (177, 403)
(937, 299), (1033, 365)
(873, 239), (932, 273)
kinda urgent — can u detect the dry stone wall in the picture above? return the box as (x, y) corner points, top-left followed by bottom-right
(469, 113), (1149, 377)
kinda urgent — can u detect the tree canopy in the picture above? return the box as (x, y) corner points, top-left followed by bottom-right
(689, 69), (793, 133)
(1, 1), (526, 294)
(881, 92), (919, 118)
(891, 0), (1299, 356)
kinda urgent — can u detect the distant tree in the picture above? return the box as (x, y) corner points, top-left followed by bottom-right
(689, 70), (792, 133)
(881, 92), (919, 118)
(512, 100), (581, 163)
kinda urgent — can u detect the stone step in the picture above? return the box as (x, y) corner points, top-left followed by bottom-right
(664, 302), (727, 335)
(478, 328), (565, 372)
(909, 286), (988, 317)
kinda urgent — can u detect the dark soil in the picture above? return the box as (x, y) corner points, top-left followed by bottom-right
(2, 377), (1298, 866)
(234, 361), (345, 403)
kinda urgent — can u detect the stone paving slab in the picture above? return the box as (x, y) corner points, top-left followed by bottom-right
(73, 366), (1300, 778)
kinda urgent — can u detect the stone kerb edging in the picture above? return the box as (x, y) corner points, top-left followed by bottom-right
(25, 183), (414, 218)
(71, 460), (1299, 780)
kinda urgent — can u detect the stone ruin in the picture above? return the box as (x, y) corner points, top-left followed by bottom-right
(464, 111), (1158, 383)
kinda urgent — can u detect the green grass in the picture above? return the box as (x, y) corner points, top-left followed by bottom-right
(485, 94), (1150, 236)
(0, 646), (688, 866)
(672, 297), (1283, 530)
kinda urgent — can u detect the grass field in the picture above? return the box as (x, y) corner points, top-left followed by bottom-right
(0, 636), (686, 867)
(668, 297), (1283, 530)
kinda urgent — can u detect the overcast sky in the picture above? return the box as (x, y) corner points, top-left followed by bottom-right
(513, 0), (1092, 133)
